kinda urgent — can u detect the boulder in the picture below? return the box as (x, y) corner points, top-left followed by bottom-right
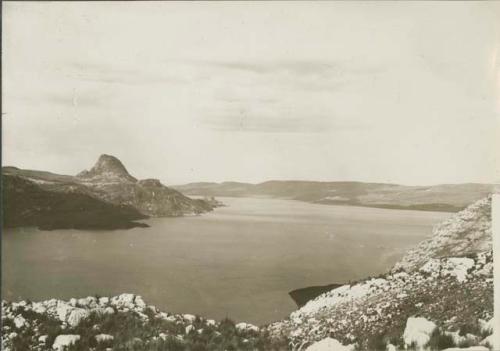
(95, 334), (114, 343)
(236, 322), (260, 333)
(403, 317), (436, 349)
(305, 338), (355, 351)
(52, 335), (80, 351)
(13, 315), (26, 329)
(67, 308), (90, 327)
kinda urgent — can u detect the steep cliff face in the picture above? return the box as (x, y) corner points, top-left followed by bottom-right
(2, 155), (216, 229)
(268, 197), (494, 350)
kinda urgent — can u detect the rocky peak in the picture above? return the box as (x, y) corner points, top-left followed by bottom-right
(77, 154), (137, 182)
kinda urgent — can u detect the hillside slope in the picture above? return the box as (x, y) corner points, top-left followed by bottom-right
(2, 174), (148, 230)
(174, 181), (494, 212)
(268, 197), (494, 350)
(2, 155), (216, 230)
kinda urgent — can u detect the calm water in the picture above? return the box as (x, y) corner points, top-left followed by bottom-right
(2, 197), (450, 324)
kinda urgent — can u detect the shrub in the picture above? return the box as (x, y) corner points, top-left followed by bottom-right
(366, 333), (387, 350)
(426, 328), (456, 350)
(458, 322), (482, 337)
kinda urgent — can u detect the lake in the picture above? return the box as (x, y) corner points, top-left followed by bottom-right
(1, 197), (451, 324)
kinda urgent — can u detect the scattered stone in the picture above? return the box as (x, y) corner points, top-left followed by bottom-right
(305, 337), (355, 351)
(52, 335), (81, 351)
(67, 308), (90, 327)
(95, 334), (114, 343)
(13, 315), (26, 329)
(403, 317), (436, 349)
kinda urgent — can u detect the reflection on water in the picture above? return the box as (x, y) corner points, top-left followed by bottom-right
(2, 197), (450, 324)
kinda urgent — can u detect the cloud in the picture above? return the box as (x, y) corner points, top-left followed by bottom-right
(7, 90), (107, 110)
(64, 62), (187, 86)
(201, 110), (366, 134)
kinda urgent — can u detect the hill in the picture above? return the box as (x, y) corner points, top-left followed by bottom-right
(2, 155), (217, 230)
(174, 181), (495, 212)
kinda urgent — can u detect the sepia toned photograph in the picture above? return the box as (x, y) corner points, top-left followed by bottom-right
(1, 2), (498, 350)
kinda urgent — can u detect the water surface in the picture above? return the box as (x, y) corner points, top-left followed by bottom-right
(2, 197), (450, 324)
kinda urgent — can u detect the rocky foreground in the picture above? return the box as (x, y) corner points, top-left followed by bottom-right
(1, 197), (495, 350)
(1, 294), (286, 351)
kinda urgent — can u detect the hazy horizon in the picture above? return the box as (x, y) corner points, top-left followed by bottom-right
(3, 2), (500, 186)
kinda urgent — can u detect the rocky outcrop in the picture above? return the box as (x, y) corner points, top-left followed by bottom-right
(393, 197), (492, 272)
(77, 154), (137, 183)
(1, 294), (276, 351)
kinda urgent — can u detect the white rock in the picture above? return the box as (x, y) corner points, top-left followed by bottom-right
(445, 257), (475, 282)
(403, 317), (436, 349)
(110, 294), (135, 309)
(386, 344), (396, 351)
(78, 296), (96, 307)
(56, 302), (73, 322)
(206, 319), (216, 326)
(183, 314), (196, 323)
(38, 335), (48, 343)
(236, 322), (260, 332)
(442, 347), (489, 351)
(67, 308), (90, 327)
(136, 312), (149, 321)
(13, 315), (26, 329)
(479, 317), (494, 334)
(305, 337), (355, 351)
(32, 302), (47, 314)
(99, 297), (110, 306)
(52, 335), (81, 350)
(134, 296), (146, 309)
(166, 315), (177, 322)
(104, 307), (115, 315)
(95, 334), (114, 343)
(185, 325), (195, 334)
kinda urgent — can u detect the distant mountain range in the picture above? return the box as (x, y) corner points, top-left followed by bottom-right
(174, 180), (496, 212)
(2, 155), (216, 230)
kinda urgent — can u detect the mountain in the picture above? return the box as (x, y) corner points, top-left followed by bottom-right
(267, 196), (494, 350)
(77, 154), (137, 183)
(174, 181), (495, 212)
(2, 174), (148, 230)
(2, 155), (217, 230)
(75, 155), (215, 217)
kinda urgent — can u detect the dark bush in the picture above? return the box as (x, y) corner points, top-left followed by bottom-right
(426, 328), (456, 350)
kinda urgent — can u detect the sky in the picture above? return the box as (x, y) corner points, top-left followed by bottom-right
(2, 2), (500, 186)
